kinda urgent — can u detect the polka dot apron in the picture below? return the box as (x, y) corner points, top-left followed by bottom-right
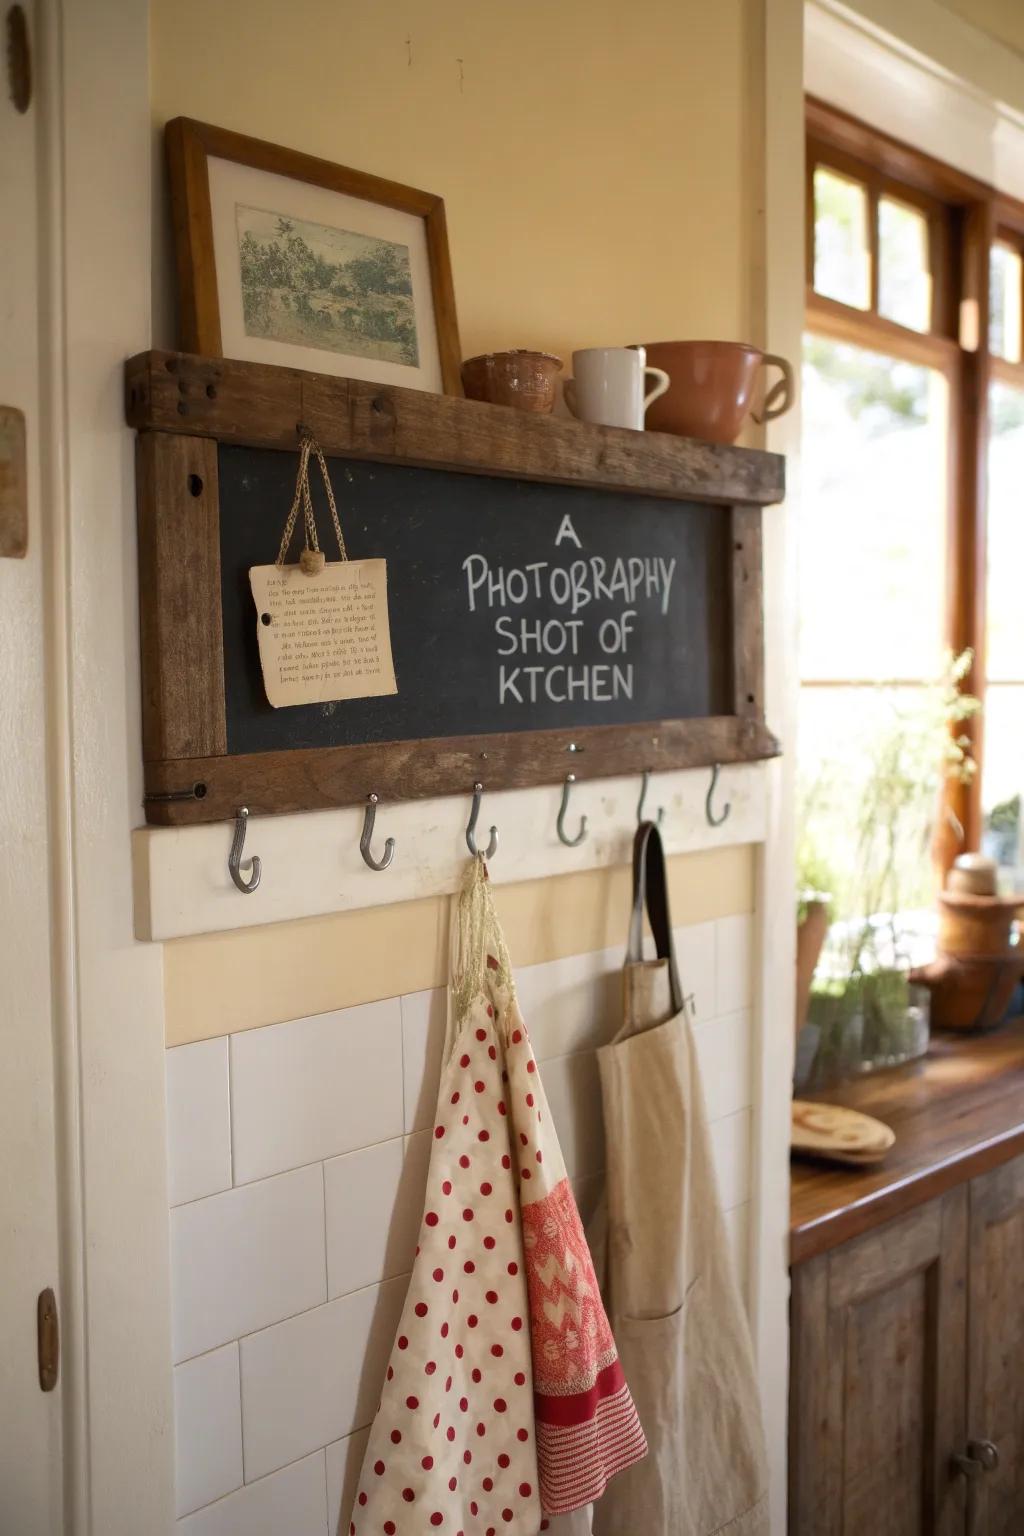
(347, 857), (645, 1536)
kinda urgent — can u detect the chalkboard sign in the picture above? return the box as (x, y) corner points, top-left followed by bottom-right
(219, 447), (732, 756)
(128, 350), (783, 826)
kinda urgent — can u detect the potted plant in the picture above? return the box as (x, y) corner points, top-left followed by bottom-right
(795, 652), (979, 1091)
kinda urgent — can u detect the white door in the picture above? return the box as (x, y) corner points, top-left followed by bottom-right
(0, 3), (66, 1529)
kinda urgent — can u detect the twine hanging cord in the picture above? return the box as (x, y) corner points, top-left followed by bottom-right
(277, 433), (349, 576)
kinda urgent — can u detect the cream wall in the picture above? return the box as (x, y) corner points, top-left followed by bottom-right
(164, 848), (755, 1043)
(936, 0), (1024, 58)
(150, 0), (761, 361)
(148, 3), (799, 1529)
(148, 0), (772, 1039)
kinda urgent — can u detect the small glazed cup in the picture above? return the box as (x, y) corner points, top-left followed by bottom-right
(636, 340), (795, 444)
(460, 350), (563, 413)
(563, 346), (670, 431)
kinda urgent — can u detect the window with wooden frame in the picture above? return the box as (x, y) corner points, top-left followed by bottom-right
(801, 98), (1024, 916)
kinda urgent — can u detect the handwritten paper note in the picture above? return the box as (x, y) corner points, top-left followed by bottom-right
(249, 558), (397, 709)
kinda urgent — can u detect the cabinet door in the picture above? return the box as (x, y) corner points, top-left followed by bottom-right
(790, 1189), (968, 1536)
(967, 1155), (1024, 1533)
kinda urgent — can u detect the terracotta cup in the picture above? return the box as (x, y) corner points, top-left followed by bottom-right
(636, 340), (794, 444)
(460, 350), (563, 413)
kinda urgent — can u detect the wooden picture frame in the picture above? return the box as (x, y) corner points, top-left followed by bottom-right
(165, 117), (463, 395)
(126, 349), (784, 827)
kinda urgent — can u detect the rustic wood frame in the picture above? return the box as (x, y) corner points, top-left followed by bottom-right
(164, 117), (463, 396)
(126, 349), (783, 827)
(805, 96), (1024, 857)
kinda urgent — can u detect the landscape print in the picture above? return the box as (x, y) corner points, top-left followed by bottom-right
(235, 203), (420, 367)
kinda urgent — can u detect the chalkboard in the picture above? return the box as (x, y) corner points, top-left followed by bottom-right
(129, 349), (781, 825)
(219, 446), (733, 756)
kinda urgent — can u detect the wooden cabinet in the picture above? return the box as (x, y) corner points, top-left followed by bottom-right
(966, 1158), (1024, 1534)
(790, 1152), (1024, 1536)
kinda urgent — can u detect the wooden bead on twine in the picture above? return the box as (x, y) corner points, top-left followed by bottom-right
(276, 432), (349, 576)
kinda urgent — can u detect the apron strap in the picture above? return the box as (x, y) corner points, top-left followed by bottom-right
(627, 820), (683, 1016)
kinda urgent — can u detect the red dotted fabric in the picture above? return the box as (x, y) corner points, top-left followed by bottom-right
(348, 861), (644, 1536)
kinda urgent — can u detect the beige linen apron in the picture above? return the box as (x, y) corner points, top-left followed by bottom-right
(591, 823), (770, 1536)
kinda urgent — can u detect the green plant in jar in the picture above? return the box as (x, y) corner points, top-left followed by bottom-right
(797, 650), (979, 1087)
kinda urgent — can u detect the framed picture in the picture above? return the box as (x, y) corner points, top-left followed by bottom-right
(165, 117), (462, 394)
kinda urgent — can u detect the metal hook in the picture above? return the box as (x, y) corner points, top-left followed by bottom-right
(360, 792), (395, 871)
(228, 806), (262, 894)
(706, 764), (731, 828)
(557, 773), (588, 847)
(466, 782), (498, 859)
(637, 769), (665, 827)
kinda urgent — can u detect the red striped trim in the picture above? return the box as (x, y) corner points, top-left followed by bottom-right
(540, 1423), (644, 1465)
(537, 1382), (647, 1516)
(534, 1357), (626, 1426)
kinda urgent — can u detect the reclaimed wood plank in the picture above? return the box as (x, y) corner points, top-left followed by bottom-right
(136, 432), (226, 761)
(140, 715), (781, 826)
(125, 350), (785, 507)
(730, 504), (764, 717)
(789, 1192), (967, 1536)
(966, 1154), (1024, 1533)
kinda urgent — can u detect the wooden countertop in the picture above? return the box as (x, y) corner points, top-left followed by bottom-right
(790, 1019), (1024, 1265)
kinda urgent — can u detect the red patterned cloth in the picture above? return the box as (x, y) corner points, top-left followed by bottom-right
(347, 860), (644, 1536)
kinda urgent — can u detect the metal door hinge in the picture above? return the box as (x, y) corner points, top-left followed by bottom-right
(37, 1287), (59, 1391)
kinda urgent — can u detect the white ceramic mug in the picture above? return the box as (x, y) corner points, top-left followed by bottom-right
(563, 346), (671, 430)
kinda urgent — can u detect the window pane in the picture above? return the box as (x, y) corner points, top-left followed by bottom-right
(814, 167), (871, 310)
(986, 382), (1024, 682)
(981, 684), (1024, 876)
(801, 336), (948, 682)
(798, 684), (940, 921)
(989, 242), (1022, 363)
(983, 383), (1024, 879)
(878, 196), (931, 332)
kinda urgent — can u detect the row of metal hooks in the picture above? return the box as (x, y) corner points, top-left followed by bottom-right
(228, 765), (732, 893)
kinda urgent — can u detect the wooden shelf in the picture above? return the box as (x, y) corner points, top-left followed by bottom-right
(791, 1019), (1024, 1265)
(126, 351), (785, 509)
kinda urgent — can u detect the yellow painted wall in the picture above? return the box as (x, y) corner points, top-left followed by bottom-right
(150, 0), (766, 1046)
(936, 0), (1024, 58)
(150, 0), (762, 360)
(164, 847), (755, 1043)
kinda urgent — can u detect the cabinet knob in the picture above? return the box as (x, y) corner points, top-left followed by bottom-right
(968, 1439), (999, 1472)
(952, 1439), (1000, 1478)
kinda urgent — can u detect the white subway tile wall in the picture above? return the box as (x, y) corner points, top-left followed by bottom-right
(176, 1451), (328, 1536)
(167, 914), (754, 1531)
(173, 1344), (243, 1517)
(166, 1037), (232, 1206)
(230, 999), (404, 1184)
(170, 1163), (327, 1364)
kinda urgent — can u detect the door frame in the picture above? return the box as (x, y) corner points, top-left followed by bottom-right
(36, 0), (175, 1529)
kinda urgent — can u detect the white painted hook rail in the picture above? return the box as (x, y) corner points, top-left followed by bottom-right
(132, 763), (768, 942)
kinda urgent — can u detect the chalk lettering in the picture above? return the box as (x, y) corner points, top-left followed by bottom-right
(555, 514), (582, 548)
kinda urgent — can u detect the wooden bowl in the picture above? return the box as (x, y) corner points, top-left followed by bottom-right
(460, 350), (563, 413)
(791, 1101), (895, 1167)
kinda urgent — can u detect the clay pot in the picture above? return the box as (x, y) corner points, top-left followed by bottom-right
(461, 350), (563, 413)
(795, 899), (830, 1039)
(936, 889), (1021, 958)
(909, 953), (1024, 1031)
(636, 340), (794, 444)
